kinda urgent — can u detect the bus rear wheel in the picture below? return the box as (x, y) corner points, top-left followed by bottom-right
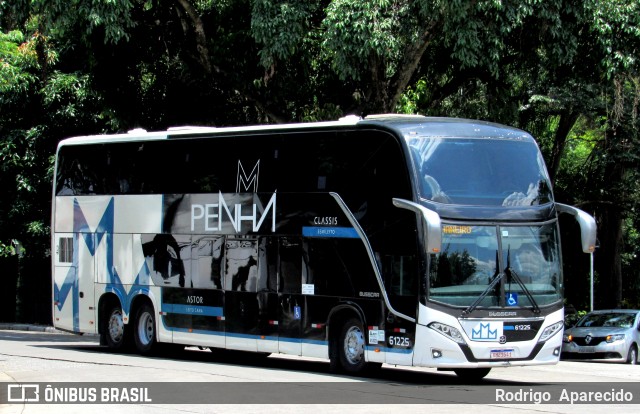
(133, 303), (157, 354)
(333, 318), (367, 374)
(104, 304), (131, 351)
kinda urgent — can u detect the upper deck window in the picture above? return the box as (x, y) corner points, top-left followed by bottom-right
(408, 137), (553, 207)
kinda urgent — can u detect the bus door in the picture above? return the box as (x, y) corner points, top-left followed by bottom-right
(256, 237), (279, 353)
(224, 238), (260, 352)
(277, 236), (304, 356)
(383, 254), (419, 366)
(167, 236), (226, 349)
(53, 233), (94, 333)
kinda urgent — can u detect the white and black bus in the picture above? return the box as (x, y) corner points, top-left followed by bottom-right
(52, 114), (596, 379)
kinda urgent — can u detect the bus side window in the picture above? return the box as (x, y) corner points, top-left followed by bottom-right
(279, 237), (301, 294)
(224, 239), (259, 292)
(195, 237), (223, 289)
(386, 255), (418, 296)
(256, 238), (276, 292)
(304, 239), (357, 297)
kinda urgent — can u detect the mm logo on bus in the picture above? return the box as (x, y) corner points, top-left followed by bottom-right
(236, 160), (260, 193)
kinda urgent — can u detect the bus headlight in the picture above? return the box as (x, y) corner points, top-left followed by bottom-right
(539, 321), (563, 342)
(428, 322), (466, 345)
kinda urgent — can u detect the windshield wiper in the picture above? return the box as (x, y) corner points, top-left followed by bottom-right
(505, 247), (541, 314)
(462, 248), (542, 316)
(462, 250), (501, 316)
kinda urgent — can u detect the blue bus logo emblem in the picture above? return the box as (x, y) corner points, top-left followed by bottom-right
(471, 323), (498, 340)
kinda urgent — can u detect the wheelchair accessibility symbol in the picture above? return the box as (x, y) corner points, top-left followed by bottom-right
(506, 293), (518, 306)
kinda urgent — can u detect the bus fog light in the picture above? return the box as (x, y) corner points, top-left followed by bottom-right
(432, 349), (443, 359)
(553, 347), (561, 356)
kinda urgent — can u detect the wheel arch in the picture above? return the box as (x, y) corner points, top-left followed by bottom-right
(129, 293), (155, 320)
(327, 302), (367, 361)
(97, 292), (122, 337)
(98, 291), (160, 337)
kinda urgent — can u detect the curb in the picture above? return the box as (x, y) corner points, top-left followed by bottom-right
(0, 323), (61, 333)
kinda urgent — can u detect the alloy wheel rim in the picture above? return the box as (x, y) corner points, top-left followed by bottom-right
(343, 326), (364, 365)
(138, 312), (154, 346)
(108, 310), (124, 343)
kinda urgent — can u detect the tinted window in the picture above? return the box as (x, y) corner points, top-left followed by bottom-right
(56, 130), (412, 199)
(279, 237), (302, 294)
(408, 138), (552, 206)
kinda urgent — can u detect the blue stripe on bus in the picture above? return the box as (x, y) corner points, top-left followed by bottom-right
(503, 326), (515, 331)
(162, 304), (224, 317)
(302, 226), (359, 238)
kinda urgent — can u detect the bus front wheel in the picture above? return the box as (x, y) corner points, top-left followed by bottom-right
(333, 318), (367, 374)
(133, 303), (157, 354)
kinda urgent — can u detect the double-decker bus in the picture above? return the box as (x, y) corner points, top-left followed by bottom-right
(51, 114), (596, 379)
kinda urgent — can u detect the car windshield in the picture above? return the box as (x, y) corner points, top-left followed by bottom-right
(407, 137), (553, 206)
(576, 312), (638, 328)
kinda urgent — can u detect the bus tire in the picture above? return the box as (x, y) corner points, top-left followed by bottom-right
(104, 304), (131, 351)
(453, 367), (491, 382)
(334, 317), (367, 374)
(133, 303), (157, 354)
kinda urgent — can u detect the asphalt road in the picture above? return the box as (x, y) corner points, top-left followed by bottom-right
(1, 328), (639, 413)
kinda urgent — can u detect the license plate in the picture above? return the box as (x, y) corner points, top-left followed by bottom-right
(578, 346), (596, 353)
(490, 349), (514, 359)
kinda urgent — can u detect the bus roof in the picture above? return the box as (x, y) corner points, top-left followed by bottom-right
(56, 114), (534, 148)
(360, 114), (533, 141)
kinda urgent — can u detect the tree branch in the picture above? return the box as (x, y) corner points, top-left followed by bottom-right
(387, 20), (440, 110)
(174, 0), (214, 74)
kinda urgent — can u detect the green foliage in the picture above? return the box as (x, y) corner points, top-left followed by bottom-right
(32, 0), (137, 44)
(322, 0), (411, 80)
(587, 0), (640, 78)
(0, 30), (37, 97)
(0, 240), (19, 257)
(252, 0), (317, 68)
(2, 0), (640, 318)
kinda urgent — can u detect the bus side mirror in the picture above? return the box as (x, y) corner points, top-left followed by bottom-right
(556, 203), (597, 253)
(392, 198), (442, 254)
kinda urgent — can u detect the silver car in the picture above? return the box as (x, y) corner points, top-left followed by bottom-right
(562, 309), (640, 364)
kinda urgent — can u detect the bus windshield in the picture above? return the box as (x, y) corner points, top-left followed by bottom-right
(408, 137), (553, 206)
(428, 223), (562, 308)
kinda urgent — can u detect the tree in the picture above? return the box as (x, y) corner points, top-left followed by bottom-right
(2, 0), (640, 322)
(548, 0), (640, 309)
(395, 0), (640, 309)
(0, 13), (116, 322)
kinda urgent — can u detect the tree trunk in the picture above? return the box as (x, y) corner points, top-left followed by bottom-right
(548, 111), (580, 183)
(593, 127), (626, 309)
(594, 202), (624, 309)
(175, 0), (213, 75)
